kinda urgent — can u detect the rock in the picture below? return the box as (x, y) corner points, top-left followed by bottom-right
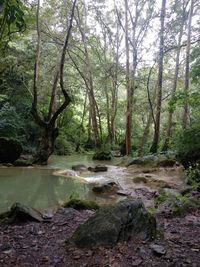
(0, 138), (22, 163)
(93, 151), (112, 160)
(116, 189), (131, 196)
(111, 150), (121, 157)
(127, 153), (177, 168)
(0, 203), (43, 224)
(150, 244), (166, 256)
(71, 200), (156, 247)
(53, 169), (78, 177)
(133, 176), (147, 183)
(64, 199), (99, 210)
(72, 164), (87, 171)
(127, 155), (158, 167)
(157, 159), (176, 167)
(88, 165), (108, 172)
(92, 182), (119, 194)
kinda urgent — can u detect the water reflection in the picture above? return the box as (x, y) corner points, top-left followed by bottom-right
(0, 167), (94, 213)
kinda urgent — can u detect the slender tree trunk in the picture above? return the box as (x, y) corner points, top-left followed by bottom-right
(124, 0), (132, 155)
(76, 6), (100, 146)
(182, 0), (194, 129)
(138, 113), (152, 156)
(162, 18), (184, 150)
(150, 0), (166, 153)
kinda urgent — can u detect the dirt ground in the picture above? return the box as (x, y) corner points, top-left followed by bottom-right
(1, 203), (200, 267)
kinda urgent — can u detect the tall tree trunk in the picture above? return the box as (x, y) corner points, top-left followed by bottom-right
(76, 5), (100, 146)
(150, 0), (166, 153)
(162, 12), (185, 151)
(124, 0), (132, 155)
(32, 0), (77, 164)
(182, 0), (194, 129)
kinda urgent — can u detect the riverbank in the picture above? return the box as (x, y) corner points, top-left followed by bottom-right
(1, 195), (200, 267)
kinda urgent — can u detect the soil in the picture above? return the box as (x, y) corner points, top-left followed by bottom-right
(1, 201), (200, 267)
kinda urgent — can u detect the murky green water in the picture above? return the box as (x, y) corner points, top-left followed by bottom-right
(0, 154), (120, 213)
(0, 154), (185, 213)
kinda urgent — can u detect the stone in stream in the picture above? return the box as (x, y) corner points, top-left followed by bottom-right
(0, 203), (44, 224)
(88, 165), (108, 172)
(71, 200), (156, 247)
(71, 164), (88, 172)
(92, 182), (120, 194)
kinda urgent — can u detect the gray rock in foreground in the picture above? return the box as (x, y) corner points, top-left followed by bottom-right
(0, 203), (43, 224)
(71, 200), (156, 247)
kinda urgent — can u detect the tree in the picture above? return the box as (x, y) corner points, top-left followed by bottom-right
(182, 0), (194, 129)
(0, 0), (26, 47)
(162, 0), (187, 150)
(31, 0), (77, 164)
(150, 0), (166, 153)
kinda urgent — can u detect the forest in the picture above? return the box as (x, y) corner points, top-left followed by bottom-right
(0, 0), (200, 266)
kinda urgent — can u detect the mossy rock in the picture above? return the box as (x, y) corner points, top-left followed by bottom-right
(0, 138), (22, 163)
(64, 199), (99, 210)
(13, 159), (32, 167)
(133, 176), (147, 183)
(71, 200), (156, 247)
(93, 151), (112, 161)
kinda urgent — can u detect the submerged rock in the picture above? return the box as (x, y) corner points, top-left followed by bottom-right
(71, 200), (156, 247)
(0, 138), (22, 163)
(0, 203), (43, 224)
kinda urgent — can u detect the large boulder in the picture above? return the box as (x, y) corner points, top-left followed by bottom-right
(93, 151), (112, 160)
(71, 200), (156, 247)
(0, 138), (22, 163)
(127, 153), (176, 168)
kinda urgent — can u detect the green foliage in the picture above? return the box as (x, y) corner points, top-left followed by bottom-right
(54, 135), (75, 155)
(186, 163), (200, 188)
(154, 191), (168, 208)
(0, 103), (24, 139)
(0, 0), (27, 46)
(175, 123), (200, 168)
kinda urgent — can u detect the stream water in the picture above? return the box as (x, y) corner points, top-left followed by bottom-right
(0, 155), (122, 213)
(0, 154), (185, 213)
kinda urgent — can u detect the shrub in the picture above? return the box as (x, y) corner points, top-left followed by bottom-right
(175, 123), (200, 168)
(54, 136), (75, 155)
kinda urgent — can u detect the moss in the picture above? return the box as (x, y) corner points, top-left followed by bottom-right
(133, 176), (147, 183)
(64, 199), (99, 210)
(154, 192), (168, 208)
